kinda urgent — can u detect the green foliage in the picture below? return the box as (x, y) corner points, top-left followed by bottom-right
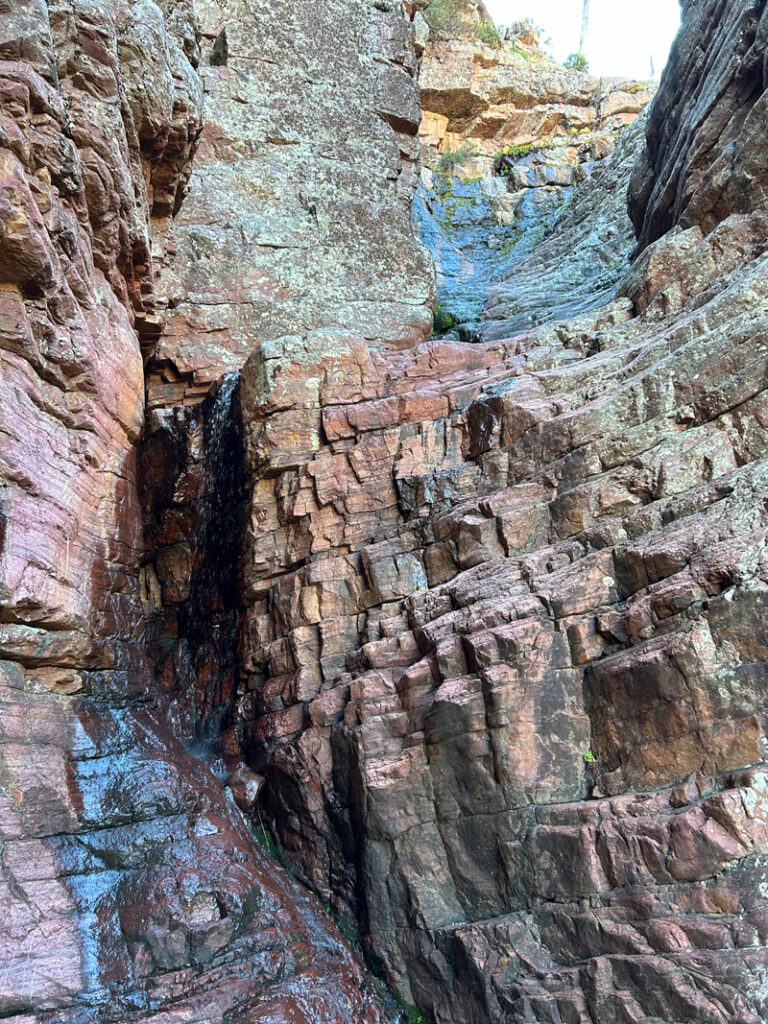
(494, 142), (539, 177)
(474, 19), (501, 47)
(250, 810), (298, 873)
(583, 749), (597, 765)
(158, 632), (175, 654)
(335, 913), (360, 945)
(385, 987), (434, 1024)
(499, 235), (520, 257)
(403, 1007), (431, 1024)
(435, 142), (476, 176)
(495, 142), (537, 160)
(251, 821), (283, 860)
(565, 52), (589, 72)
(433, 303), (456, 334)
(423, 0), (466, 37)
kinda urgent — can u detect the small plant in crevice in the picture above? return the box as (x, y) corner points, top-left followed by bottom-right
(494, 141), (537, 161)
(403, 1007), (431, 1024)
(362, 940), (435, 1023)
(565, 52), (589, 73)
(494, 142), (540, 177)
(335, 912), (360, 945)
(249, 808), (297, 872)
(584, 748), (602, 798)
(432, 303), (456, 335)
(435, 142), (476, 176)
(386, 987), (434, 1024)
(423, 0), (466, 38)
(251, 819), (283, 861)
(474, 19), (501, 47)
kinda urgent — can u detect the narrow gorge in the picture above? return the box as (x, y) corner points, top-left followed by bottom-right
(1, 1), (767, 1023)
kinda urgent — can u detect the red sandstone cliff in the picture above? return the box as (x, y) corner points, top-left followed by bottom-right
(1, 1), (768, 1023)
(0, 1), (424, 1020)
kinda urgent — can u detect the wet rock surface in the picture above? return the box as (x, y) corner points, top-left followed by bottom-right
(414, 6), (654, 340)
(230, 2), (768, 1021)
(480, 112), (649, 340)
(2, 0), (768, 1022)
(0, 0), (421, 1020)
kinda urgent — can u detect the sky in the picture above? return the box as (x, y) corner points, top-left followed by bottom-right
(484, 0), (681, 80)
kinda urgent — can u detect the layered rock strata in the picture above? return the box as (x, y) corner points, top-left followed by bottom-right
(0, 1), (429, 1020)
(480, 112), (648, 340)
(418, 17), (652, 179)
(234, 2), (768, 1022)
(414, 10), (654, 339)
(3, 0), (768, 1023)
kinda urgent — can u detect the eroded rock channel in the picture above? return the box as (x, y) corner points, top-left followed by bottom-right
(1, 1), (768, 1023)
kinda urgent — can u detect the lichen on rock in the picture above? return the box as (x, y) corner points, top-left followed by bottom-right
(2, 1), (768, 1023)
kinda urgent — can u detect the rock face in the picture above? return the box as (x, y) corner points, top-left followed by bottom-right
(480, 111), (648, 340)
(628, 0), (768, 250)
(418, 16), (652, 178)
(3, 0), (768, 1023)
(147, 0), (435, 409)
(0, 1), (427, 1020)
(414, 8), (654, 339)
(232, 2), (768, 1022)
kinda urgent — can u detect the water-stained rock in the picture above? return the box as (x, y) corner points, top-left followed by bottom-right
(0, 1), (412, 1020)
(4, 0), (768, 1022)
(414, 1), (654, 340)
(230, 3), (768, 1021)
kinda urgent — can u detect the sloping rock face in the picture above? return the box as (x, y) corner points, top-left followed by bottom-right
(236, 2), (768, 1022)
(414, 8), (654, 339)
(479, 111), (647, 340)
(147, 0), (435, 409)
(4, 1), (768, 1023)
(0, 1), (426, 1021)
(629, 0), (768, 250)
(414, 116), (645, 343)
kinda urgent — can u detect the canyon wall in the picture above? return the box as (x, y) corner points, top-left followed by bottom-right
(1, 0), (768, 1023)
(148, 0), (435, 409)
(415, 14), (653, 340)
(234, 2), (768, 1022)
(0, 1), (429, 1020)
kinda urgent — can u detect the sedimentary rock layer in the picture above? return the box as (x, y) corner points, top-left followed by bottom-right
(3, 0), (768, 1022)
(480, 112), (648, 340)
(0, 2), (429, 1020)
(235, 3), (768, 1021)
(415, 11), (653, 340)
(419, 17), (651, 178)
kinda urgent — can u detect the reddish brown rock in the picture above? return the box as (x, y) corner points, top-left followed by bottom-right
(0, 0), (410, 1020)
(226, 3), (768, 1021)
(4, 0), (768, 1022)
(418, 8), (653, 178)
